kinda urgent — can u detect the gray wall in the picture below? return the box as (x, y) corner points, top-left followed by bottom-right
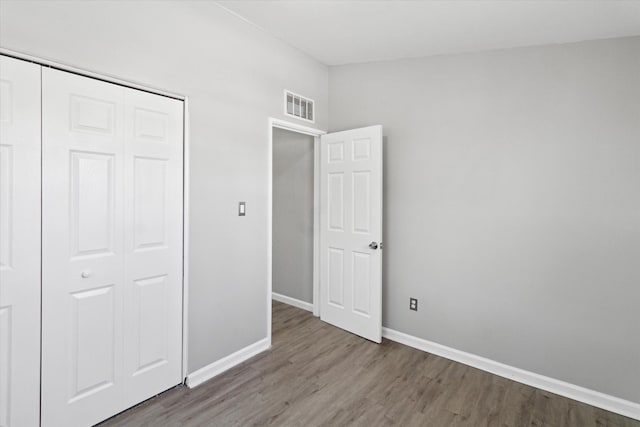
(272, 128), (315, 303)
(329, 36), (640, 403)
(0, 0), (328, 373)
(3, 0), (638, 404)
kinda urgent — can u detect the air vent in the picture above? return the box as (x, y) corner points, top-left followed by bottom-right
(285, 90), (314, 123)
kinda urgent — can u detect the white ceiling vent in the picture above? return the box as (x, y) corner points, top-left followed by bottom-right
(285, 90), (314, 123)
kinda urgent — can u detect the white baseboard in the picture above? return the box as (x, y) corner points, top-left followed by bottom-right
(382, 327), (640, 421)
(272, 292), (313, 312)
(186, 337), (270, 388)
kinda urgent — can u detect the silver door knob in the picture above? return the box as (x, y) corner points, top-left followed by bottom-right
(81, 270), (92, 278)
(369, 242), (379, 250)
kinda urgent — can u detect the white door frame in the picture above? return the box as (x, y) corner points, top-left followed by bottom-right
(268, 118), (325, 339)
(0, 48), (191, 383)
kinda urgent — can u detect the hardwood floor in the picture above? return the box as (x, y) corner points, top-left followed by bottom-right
(101, 301), (639, 426)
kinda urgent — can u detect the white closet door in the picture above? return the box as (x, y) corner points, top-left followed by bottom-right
(0, 56), (41, 427)
(42, 67), (184, 426)
(42, 68), (127, 427)
(122, 88), (183, 406)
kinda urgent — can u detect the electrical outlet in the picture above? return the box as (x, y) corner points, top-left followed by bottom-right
(409, 298), (418, 311)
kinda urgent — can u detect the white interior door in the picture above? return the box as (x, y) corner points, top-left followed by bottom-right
(320, 125), (383, 343)
(0, 56), (41, 427)
(41, 68), (183, 427)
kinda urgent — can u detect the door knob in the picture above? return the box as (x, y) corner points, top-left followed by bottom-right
(81, 270), (92, 278)
(369, 242), (379, 250)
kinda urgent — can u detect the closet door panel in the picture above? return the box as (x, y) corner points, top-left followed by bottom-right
(42, 67), (184, 426)
(123, 89), (183, 405)
(42, 68), (126, 427)
(0, 55), (41, 427)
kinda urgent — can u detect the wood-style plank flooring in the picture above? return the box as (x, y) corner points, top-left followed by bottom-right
(101, 301), (639, 426)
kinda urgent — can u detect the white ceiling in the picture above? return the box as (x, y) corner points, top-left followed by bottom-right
(216, 1), (640, 66)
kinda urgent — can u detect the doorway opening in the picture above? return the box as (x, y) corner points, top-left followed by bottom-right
(268, 119), (384, 344)
(268, 119), (325, 339)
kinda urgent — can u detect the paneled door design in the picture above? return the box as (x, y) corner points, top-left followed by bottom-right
(320, 125), (383, 343)
(122, 86), (183, 408)
(0, 56), (41, 427)
(41, 68), (184, 427)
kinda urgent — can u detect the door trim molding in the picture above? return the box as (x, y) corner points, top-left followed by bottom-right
(268, 118), (325, 345)
(0, 48), (184, 100)
(382, 327), (640, 421)
(181, 98), (191, 382)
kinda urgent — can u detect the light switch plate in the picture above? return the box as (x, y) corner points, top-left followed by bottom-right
(239, 202), (246, 216)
